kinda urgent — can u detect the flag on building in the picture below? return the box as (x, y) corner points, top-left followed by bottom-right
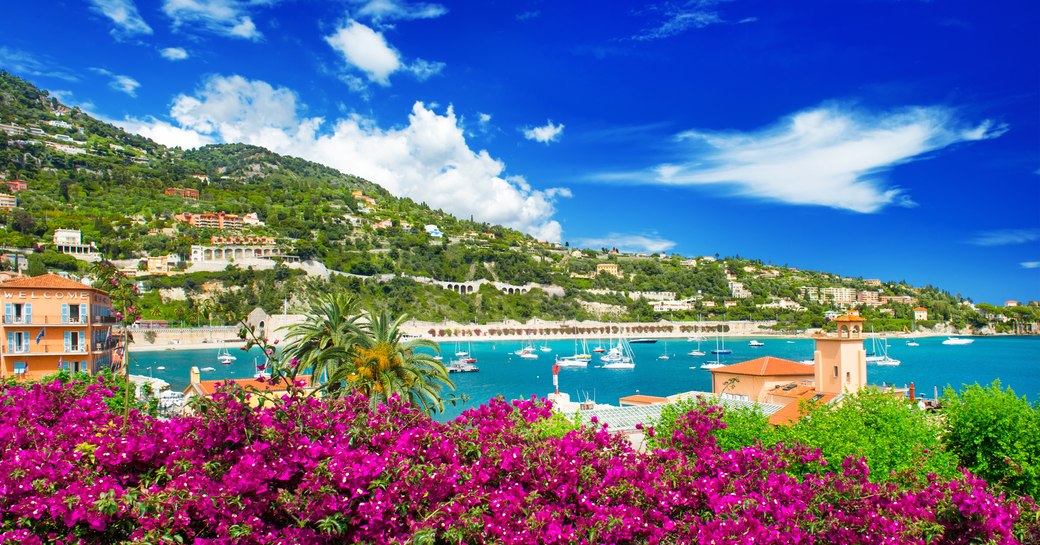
(35, 328), (45, 344)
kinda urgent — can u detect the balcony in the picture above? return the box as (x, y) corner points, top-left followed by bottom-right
(2, 315), (92, 325)
(92, 316), (120, 325)
(5, 342), (88, 355)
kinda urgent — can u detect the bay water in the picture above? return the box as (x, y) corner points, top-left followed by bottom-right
(131, 336), (1040, 421)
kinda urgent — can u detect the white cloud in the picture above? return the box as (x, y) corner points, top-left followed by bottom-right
(119, 74), (568, 241)
(574, 234), (677, 254)
(408, 58), (445, 80)
(1021, 261), (1040, 269)
(325, 20), (401, 85)
(0, 47), (78, 82)
(160, 47), (189, 60)
(117, 116), (215, 148)
(162, 0), (267, 40)
(478, 112), (492, 124)
(969, 229), (1040, 246)
(633, 0), (734, 41)
(354, 0), (448, 23)
(112, 75), (141, 96)
(90, 0), (154, 36)
(524, 120), (565, 144)
(636, 104), (1007, 213)
(92, 68), (141, 97)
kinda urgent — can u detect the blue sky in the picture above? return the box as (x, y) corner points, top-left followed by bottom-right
(2, 0), (1037, 304)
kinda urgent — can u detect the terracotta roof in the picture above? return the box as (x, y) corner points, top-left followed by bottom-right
(709, 356), (816, 377)
(0, 273), (103, 292)
(834, 315), (865, 322)
(187, 375), (312, 396)
(768, 383), (816, 399)
(768, 391), (838, 426)
(913, 307), (927, 311)
(618, 394), (669, 406)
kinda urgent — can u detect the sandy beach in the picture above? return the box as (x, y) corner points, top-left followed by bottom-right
(128, 318), (963, 353)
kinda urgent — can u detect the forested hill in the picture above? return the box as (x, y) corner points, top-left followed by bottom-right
(1, 69), (1033, 332)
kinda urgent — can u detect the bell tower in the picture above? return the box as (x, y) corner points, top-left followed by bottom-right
(813, 315), (867, 395)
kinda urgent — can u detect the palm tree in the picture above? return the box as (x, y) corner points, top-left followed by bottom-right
(329, 309), (454, 414)
(280, 292), (363, 389)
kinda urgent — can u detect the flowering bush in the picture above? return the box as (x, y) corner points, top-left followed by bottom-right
(0, 378), (1035, 544)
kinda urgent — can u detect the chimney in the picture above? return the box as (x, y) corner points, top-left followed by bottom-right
(909, 382), (916, 401)
(190, 366), (200, 385)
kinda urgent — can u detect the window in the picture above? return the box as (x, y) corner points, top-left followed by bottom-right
(720, 392), (749, 401)
(13, 362), (27, 376)
(846, 371), (851, 384)
(7, 332), (29, 353)
(62, 304), (87, 324)
(4, 303), (32, 324)
(64, 331), (85, 352)
(833, 365), (839, 378)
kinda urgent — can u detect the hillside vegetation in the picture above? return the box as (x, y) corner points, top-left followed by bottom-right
(1, 70), (1035, 331)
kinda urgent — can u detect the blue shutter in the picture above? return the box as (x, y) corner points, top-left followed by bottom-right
(6, 332), (13, 352)
(4, 303), (12, 324)
(61, 304), (69, 324)
(64, 331), (71, 352)
(80, 304), (87, 324)
(24, 303), (31, 325)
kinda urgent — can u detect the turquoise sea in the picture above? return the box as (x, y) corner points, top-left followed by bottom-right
(130, 336), (1040, 421)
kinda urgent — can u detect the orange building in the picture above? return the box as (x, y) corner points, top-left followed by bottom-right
(709, 315), (871, 425)
(0, 274), (118, 380)
(164, 187), (200, 200)
(174, 212), (244, 229)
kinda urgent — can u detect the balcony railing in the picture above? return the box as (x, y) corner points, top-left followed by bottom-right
(5, 342), (88, 354)
(2, 316), (93, 325)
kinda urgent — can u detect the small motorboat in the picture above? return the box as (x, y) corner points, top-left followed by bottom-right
(748, 340), (764, 347)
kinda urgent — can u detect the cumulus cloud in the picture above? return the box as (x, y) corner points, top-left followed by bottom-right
(0, 47), (78, 82)
(162, 0), (268, 40)
(574, 234), (677, 254)
(325, 20), (401, 85)
(524, 120), (565, 144)
(631, 104), (1007, 213)
(968, 229), (1040, 246)
(90, 0), (153, 37)
(353, 0), (448, 23)
(117, 116), (216, 148)
(1021, 261), (1040, 269)
(478, 112), (492, 124)
(118, 74), (568, 241)
(160, 47), (189, 60)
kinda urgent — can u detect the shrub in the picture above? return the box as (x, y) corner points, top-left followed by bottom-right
(942, 381), (1040, 499)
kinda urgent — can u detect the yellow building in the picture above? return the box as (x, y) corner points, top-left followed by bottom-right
(0, 274), (117, 380)
(596, 263), (624, 278)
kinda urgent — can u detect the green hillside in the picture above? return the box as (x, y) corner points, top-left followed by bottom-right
(0, 70), (1034, 332)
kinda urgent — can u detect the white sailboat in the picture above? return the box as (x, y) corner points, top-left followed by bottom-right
(866, 330), (900, 366)
(657, 341), (670, 360)
(600, 333), (635, 369)
(699, 347), (725, 370)
(687, 338), (706, 357)
(217, 346), (236, 365)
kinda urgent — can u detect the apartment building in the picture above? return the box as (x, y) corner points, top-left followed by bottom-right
(0, 274), (118, 380)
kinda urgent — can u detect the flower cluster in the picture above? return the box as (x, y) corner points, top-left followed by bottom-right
(0, 379), (1034, 544)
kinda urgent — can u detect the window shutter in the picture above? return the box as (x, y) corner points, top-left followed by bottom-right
(61, 304), (69, 324)
(7, 332), (13, 352)
(4, 303), (12, 324)
(24, 304), (31, 324)
(64, 331), (71, 352)
(80, 304), (87, 323)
